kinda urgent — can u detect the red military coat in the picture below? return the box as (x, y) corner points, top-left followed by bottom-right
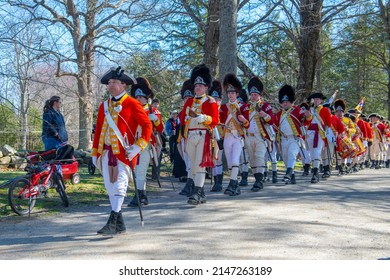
(275, 105), (311, 139)
(92, 94), (152, 167)
(219, 101), (250, 137)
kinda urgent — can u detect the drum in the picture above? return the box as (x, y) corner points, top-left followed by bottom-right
(352, 136), (365, 157)
(337, 135), (356, 159)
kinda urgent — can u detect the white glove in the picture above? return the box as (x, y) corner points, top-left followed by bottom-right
(126, 144), (142, 161)
(363, 140), (368, 147)
(148, 113), (158, 122)
(92, 156), (97, 167)
(196, 114), (207, 124)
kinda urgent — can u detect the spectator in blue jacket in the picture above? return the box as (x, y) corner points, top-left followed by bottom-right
(42, 96), (68, 150)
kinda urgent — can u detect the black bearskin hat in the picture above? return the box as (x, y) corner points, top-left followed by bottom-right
(190, 64), (212, 87)
(334, 99), (346, 112)
(101, 66), (136, 85)
(223, 73), (242, 93)
(130, 77), (154, 100)
(278, 85), (295, 103)
(180, 79), (194, 99)
(239, 89), (248, 103)
(247, 76), (264, 95)
(208, 80), (222, 99)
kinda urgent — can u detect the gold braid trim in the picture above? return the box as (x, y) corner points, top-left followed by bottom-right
(135, 138), (148, 150)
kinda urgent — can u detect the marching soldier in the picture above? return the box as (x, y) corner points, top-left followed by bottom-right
(178, 64), (219, 205)
(274, 85), (312, 184)
(219, 74), (249, 196)
(298, 102), (312, 176)
(245, 76), (275, 191)
(177, 79), (195, 194)
(238, 89), (250, 187)
(209, 80), (225, 192)
(91, 67), (152, 235)
(369, 113), (387, 169)
(127, 77), (164, 207)
(306, 92), (332, 183)
(321, 103), (344, 178)
(334, 99), (356, 174)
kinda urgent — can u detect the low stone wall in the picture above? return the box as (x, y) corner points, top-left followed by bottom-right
(0, 144), (91, 170)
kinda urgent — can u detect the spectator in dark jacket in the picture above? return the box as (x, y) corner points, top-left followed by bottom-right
(42, 96), (68, 150)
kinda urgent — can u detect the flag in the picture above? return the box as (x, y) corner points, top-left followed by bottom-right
(324, 90), (338, 106)
(355, 97), (365, 113)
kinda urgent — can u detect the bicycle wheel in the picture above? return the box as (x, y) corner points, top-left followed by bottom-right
(88, 158), (96, 175)
(54, 174), (69, 207)
(8, 177), (36, 215)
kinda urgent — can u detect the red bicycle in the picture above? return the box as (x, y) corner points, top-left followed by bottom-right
(8, 151), (70, 216)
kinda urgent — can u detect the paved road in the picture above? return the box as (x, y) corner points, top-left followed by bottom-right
(0, 168), (389, 260)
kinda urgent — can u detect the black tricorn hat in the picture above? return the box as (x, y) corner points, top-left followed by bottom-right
(247, 76), (264, 95)
(101, 66), (136, 85)
(208, 80), (222, 99)
(223, 73), (242, 93)
(180, 79), (194, 99)
(307, 92), (327, 101)
(190, 64), (212, 87)
(278, 85), (295, 103)
(130, 77), (154, 100)
(334, 99), (346, 112)
(368, 113), (380, 119)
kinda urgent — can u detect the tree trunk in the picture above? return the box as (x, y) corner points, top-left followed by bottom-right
(296, 0), (323, 101)
(218, 0), (238, 79)
(203, 0), (220, 78)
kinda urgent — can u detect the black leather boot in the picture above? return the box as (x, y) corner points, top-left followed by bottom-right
(386, 160), (390, 168)
(239, 172), (248, 186)
(251, 173), (264, 192)
(290, 173), (296, 184)
(336, 165), (343, 176)
(187, 186), (206, 205)
(284, 167), (293, 183)
(375, 160), (380, 169)
(179, 178), (194, 196)
(272, 171), (278, 183)
(224, 179), (241, 196)
(116, 211), (126, 234)
(263, 171), (269, 182)
(322, 165), (330, 178)
(311, 168), (319, 183)
(128, 190), (148, 207)
(97, 211), (119, 235)
(211, 175), (223, 192)
(302, 164), (310, 176)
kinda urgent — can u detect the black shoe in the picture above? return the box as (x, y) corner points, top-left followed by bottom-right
(302, 164), (310, 177)
(272, 171), (278, 183)
(322, 165), (330, 178)
(251, 173), (264, 191)
(116, 211), (126, 234)
(179, 178), (194, 197)
(187, 186), (207, 205)
(211, 175), (223, 192)
(284, 167), (293, 183)
(97, 211), (119, 235)
(290, 173), (296, 184)
(239, 172), (248, 186)
(224, 180), (241, 196)
(263, 171), (269, 182)
(128, 190), (148, 207)
(311, 168), (319, 183)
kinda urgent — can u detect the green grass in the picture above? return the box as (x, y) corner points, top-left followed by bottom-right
(0, 165), (125, 217)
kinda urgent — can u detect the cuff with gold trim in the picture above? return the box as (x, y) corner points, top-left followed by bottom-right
(135, 138), (148, 151)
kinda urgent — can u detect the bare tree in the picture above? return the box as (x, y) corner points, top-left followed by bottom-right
(5, 0), (164, 150)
